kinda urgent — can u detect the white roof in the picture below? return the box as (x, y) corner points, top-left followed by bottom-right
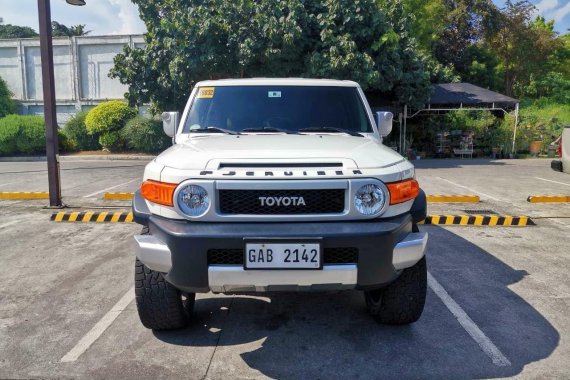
(195, 78), (360, 87)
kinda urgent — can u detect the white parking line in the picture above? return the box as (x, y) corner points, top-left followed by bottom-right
(535, 177), (570, 187)
(60, 288), (134, 363)
(435, 177), (502, 201)
(83, 178), (140, 198)
(428, 272), (511, 367)
(0, 220), (19, 230)
(0, 182), (17, 188)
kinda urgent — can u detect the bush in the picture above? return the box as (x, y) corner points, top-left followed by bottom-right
(99, 131), (126, 152)
(63, 111), (100, 150)
(85, 100), (137, 135)
(122, 116), (172, 153)
(0, 75), (17, 118)
(0, 115), (45, 155)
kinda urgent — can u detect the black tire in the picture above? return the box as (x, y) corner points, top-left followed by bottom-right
(134, 227), (194, 330)
(364, 256), (427, 325)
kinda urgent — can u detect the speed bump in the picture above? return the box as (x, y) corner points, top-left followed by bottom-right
(0, 192), (49, 200)
(103, 192), (134, 201)
(527, 195), (570, 203)
(51, 211), (133, 223)
(427, 195), (480, 203)
(420, 214), (535, 226)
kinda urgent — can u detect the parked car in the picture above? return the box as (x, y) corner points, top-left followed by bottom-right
(552, 126), (569, 174)
(132, 78), (428, 330)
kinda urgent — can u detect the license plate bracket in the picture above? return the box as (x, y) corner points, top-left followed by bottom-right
(244, 238), (322, 270)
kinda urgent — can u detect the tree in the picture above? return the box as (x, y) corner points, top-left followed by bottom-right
(0, 75), (17, 118)
(484, 1), (561, 96)
(110, 0), (433, 112)
(0, 24), (38, 39)
(51, 21), (90, 37)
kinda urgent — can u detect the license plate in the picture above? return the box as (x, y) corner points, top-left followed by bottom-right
(245, 242), (321, 269)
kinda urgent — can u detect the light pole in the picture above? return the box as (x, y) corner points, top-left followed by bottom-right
(37, 0), (85, 207)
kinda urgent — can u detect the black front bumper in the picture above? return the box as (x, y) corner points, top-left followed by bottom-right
(551, 160), (563, 172)
(133, 191), (424, 293)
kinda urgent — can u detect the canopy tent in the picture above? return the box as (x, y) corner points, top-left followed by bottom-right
(400, 83), (520, 155)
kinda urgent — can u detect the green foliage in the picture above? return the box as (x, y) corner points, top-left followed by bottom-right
(85, 101), (137, 135)
(122, 116), (171, 153)
(0, 76), (17, 118)
(0, 115), (52, 156)
(51, 21), (90, 37)
(99, 131), (126, 152)
(0, 24), (38, 39)
(63, 111), (100, 150)
(110, 0), (432, 112)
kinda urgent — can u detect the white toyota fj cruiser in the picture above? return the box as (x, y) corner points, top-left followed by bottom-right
(132, 78), (428, 330)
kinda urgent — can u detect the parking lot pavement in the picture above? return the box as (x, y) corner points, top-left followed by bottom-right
(1, 158), (569, 379)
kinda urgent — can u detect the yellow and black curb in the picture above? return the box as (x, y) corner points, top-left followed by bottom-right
(427, 195), (480, 203)
(527, 195), (570, 203)
(51, 211), (133, 223)
(420, 214), (535, 226)
(103, 192), (134, 201)
(0, 192), (49, 200)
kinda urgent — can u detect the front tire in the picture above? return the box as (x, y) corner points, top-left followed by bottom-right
(364, 256), (427, 325)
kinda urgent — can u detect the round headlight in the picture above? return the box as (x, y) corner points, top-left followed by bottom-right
(177, 185), (210, 217)
(354, 184), (386, 215)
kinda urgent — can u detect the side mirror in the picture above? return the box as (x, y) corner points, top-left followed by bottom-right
(375, 111), (393, 137)
(161, 111), (180, 138)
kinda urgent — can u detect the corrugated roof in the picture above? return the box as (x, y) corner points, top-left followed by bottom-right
(430, 83), (518, 106)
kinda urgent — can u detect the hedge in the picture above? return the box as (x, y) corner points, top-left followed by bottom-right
(122, 116), (172, 153)
(63, 111), (100, 150)
(0, 115), (73, 156)
(85, 101), (137, 151)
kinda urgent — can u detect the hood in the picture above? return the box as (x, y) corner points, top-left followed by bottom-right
(155, 134), (404, 170)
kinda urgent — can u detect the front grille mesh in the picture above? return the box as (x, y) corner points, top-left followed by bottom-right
(218, 189), (345, 215)
(207, 247), (358, 265)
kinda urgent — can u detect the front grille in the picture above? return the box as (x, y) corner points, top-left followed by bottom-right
(207, 247), (358, 265)
(218, 189), (345, 215)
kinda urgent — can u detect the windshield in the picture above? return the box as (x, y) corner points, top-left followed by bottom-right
(183, 85), (372, 134)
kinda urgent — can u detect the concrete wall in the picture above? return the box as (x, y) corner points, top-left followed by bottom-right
(0, 35), (144, 124)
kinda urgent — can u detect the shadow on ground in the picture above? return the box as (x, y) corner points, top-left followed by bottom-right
(154, 226), (558, 379)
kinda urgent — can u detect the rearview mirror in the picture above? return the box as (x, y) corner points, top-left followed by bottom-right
(161, 111), (180, 138)
(375, 111), (393, 137)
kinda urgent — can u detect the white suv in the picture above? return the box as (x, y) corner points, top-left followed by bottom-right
(132, 78), (428, 330)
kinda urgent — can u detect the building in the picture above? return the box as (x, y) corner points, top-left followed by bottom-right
(0, 34), (144, 124)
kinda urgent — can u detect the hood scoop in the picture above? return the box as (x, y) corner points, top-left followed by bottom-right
(218, 162), (344, 169)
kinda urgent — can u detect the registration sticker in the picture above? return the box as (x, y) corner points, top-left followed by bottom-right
(268, 91), (281, 98)
(197, 87), (215, 99)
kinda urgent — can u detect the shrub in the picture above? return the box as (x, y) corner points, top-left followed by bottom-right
(99, 131), (126, 152)
(58, 130), (77, 152)
(63, 111), (100, 150)
(0, 116), (20, 155)
(0, 115), (45, 155)
(85, 100), (137, 135)
(122, 116), (172, 153)
(0, 75), (17, 118)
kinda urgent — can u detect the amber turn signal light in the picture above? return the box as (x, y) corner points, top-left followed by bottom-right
(387, 179), (420, 205)
(141, 180), (177, 207)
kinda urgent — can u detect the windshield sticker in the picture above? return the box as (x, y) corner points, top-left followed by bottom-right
(197, 87), (215, 99)
(268, 91), (281, 98)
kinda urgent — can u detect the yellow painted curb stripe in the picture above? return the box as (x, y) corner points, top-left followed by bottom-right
(427, 195), (480, 203)
(103, 192), (134, 200)
(527, 195), (570, 203)
(420, 214), (535, 226)
(51, 211), (134, 223)
(0, 192), (49, 200)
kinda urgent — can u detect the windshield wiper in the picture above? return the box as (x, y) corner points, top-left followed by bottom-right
(242, 127), (294, 134)
(298, 127), (364, 137)
(189, 127), (239, 135)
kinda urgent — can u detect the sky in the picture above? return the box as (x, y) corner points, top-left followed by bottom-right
(0, 0), (568, 36)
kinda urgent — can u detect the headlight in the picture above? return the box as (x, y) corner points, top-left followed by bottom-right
(177, 184), (210, 217)
(354, 184), (386, 215)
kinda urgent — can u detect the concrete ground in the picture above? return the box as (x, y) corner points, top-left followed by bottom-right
(0, 158), (568, 379)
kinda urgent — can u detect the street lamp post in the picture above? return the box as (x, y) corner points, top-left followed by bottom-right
(37, 0), (85, 207)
